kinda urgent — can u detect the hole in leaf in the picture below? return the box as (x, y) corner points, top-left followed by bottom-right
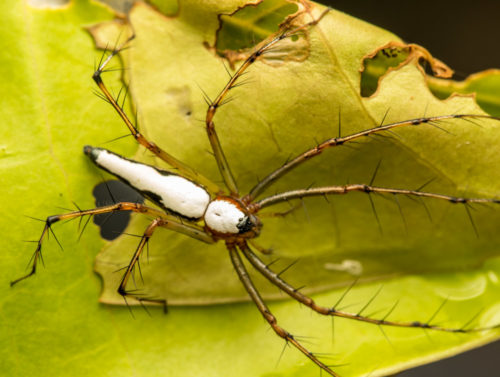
(215, 0), (299, 54)
(360, 42), (453, 97)
(427, 71), (500, 117)
(360, 46), (410, 97)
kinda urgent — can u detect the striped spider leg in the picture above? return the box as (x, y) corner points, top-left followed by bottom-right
(11, 6), (500, 377)
(10, 201), (212, 308)
(92, 34), (222, 195)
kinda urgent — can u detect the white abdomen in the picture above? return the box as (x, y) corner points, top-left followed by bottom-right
(88, 147), (210, 219)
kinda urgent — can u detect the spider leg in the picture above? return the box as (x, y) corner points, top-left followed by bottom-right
(117, 218), (173, 310)
(245, 114), (500, 201)
(250, 184), (500, 211)
(239, 242), (499, 333)
(11, 202), (213, 286)
(93, 37), (220, 194)
(205, 8), (331, 196)
(227, 243), (341, 377)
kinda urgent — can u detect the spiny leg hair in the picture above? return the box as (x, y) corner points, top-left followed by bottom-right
(251, 183), (500, 211)
(204, 8), (331, 196)
(11, 202), (212, 286)
(228, 243), (341, 377)
(245, 113), (500, 202)
(239, 241), (500, 333)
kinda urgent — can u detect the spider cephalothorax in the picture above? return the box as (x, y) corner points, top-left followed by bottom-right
(204, 196), (262, 240)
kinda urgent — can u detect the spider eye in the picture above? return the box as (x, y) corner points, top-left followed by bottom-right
(236, 216), (253, 233)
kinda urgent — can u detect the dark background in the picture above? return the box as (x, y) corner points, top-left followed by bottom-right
(316, 1), (500, 376)
(318, 1), (500, 77)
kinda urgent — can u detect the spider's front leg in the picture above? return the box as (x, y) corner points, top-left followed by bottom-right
(92, 37), (221, 194)
(10, 203), (213, 287)
(204, 8), (331, 196)
(246, 113), (500, 201)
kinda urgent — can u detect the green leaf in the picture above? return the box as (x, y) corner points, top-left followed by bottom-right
(93, 1), (500, 304)
(3, 1), (500, 377)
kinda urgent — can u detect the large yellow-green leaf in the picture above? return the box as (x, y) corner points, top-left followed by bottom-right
(2, 1), (500, 377)
(92, 1), (500, 304)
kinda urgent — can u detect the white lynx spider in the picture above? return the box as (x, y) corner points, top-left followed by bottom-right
(11, 7), (500, 376)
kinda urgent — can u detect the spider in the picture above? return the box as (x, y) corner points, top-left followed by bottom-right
(11, 7), (500, 376)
